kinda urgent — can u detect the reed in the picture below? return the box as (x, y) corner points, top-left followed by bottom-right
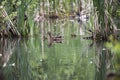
(0, 6), (20, 37)
(0, 0), (81, 37)
(2, 0), (117, 38)
(92, 0), (118, 41)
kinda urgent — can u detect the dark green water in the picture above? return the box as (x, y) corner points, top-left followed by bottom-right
(0, 20), (116, 80)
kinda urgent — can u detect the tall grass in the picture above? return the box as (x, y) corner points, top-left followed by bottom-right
(0, 0), (82, 37)
(93, 0), (118, 39)
(1, 0), (118, 38)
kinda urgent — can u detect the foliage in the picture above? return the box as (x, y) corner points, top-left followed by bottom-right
(106, 35), (120, 54)
(106, 35), (120, 73)
(0, 0), (83, 37)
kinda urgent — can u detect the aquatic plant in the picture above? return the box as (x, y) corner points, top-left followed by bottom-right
(92, 0), (119, 41)
(0, 0), (82, 37)
(0, 0), (119, 38)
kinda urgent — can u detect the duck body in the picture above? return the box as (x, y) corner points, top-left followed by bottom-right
(47, 32), (63, 46)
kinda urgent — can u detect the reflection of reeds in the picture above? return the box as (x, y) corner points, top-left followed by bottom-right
(0, 38), (20, 67)
(93, 42), (113, 80)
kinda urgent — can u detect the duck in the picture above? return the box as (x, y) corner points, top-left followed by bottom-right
(71, 34), (77, 38)
(76, 11), (89, 23)
(47, 32), (63, 46)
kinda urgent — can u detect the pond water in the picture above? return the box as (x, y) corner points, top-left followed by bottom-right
(0, 20), (116, 80)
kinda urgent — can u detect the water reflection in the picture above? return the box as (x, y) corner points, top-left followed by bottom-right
(47, 31), (63, 47)
(0, 38), (20, 67)
(93, 42), (108, 80)
(91, 41), (118, 80)
(0, 70), (6, 80)
(0, 20), (119, 80)
(0, 38), (20, 80)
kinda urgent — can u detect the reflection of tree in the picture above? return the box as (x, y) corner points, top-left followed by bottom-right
(0, 38), (19, 67)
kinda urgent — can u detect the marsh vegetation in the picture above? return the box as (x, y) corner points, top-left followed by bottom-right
(0, 0), (120, 80)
